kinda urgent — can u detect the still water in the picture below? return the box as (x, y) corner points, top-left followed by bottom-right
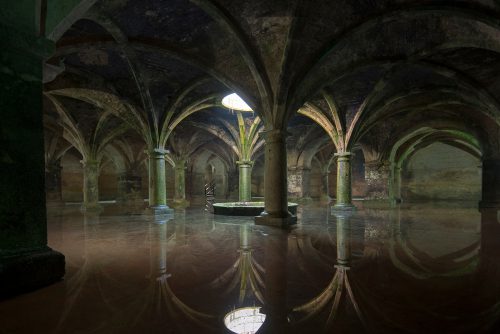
(0, 202), (498, 333)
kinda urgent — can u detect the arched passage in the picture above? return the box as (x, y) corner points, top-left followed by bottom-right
(389, 128), (482, 203)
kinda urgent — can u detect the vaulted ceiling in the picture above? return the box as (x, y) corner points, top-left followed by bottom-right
(44, 0), (500, 161)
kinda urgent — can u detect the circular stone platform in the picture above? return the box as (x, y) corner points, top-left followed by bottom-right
(212, 202), (298, 216)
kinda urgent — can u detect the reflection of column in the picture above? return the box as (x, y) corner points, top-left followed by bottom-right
(333, 153), (356, 211)
(149, 221), (168, 280)
(364, 161), (390, 200)
(174, 209), (186, 245)
(46, 161), (63, 206)
(0, 21), (65, 296)
(480, 159), (500, 208)
(334, 212), (352, 266)
(259, 230), (289, 333)
(238, 161), (253, 202)
(255, 130), (297, 227)
(81, 160), (101, 211)
(148, 149), (173, 215)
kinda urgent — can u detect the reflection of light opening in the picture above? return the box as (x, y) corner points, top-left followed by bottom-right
(221, 93), (253, 112)
(224, 307), (266, 334)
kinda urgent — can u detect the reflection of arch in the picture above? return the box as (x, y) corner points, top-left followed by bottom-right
(209, 224), (264, 306)
(388, 208), (480, 280)
(388, 127), (482, 202)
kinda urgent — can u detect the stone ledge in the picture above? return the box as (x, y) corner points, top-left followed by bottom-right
(0, 249), (65, 298)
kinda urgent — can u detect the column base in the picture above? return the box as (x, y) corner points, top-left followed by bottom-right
(147, 205), (174, 215)
(0, 248), (65, 298)
(254, 212), (297, 228)
(320, 195), (332, 204)
(331, 203), (357, 213)
(170, 199), (190, 209)
(297, 196), (314, 205)
(80, 204), (103, 213)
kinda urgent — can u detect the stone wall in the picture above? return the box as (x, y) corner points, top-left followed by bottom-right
(402, 142), (481, 201)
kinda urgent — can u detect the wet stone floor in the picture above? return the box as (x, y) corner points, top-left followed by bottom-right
(1, 202), (499, 334)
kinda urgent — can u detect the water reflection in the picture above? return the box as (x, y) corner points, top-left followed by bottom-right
(0, 204), (499, 333)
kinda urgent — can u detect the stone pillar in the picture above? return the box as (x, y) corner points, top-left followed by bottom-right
(81, 160), (101, 211)
(389, 164), (403, 204)
(45, 160), (63, 206)
(0, 23), (64, 296)
(480, 159), (500, 209)
(320, 166), (331, 203)
(173, 159), (189, 208)
(117, 172), (142, 204)
(255, 130), (297, 227)
(237, 161), (253, 202)
(148, 149), (172, 215)
(364, 161), (390, 200)
(333, 152), (356, 211)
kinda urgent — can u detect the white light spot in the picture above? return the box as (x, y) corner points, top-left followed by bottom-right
(222, 93), (253, 112)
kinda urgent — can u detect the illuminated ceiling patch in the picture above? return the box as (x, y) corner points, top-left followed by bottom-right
(222, 93), (253, 112)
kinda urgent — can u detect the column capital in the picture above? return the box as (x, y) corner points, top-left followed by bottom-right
(334, 152), (353, 157)
(80, 159), (99, 168)
(237, 160), (254, 166)
(147, 148), (168, 158)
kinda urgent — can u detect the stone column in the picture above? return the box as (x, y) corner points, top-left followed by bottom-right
(81, 160), (101, 211)
(255, 130), (297, 227)
(389, 164), (403, 204)
(364, 161), (390, 200)
(320, 166), (331, 203)
(237, 161), (253, 202)
(148, 149), (172, 215)
(301, 167), (312, 203)
(480, 159), (500, 209)
(0, 23), (64, 296)
(45, 160), (63, 206)
(333, 152), (356, 211)
(173, 159), (189, 208)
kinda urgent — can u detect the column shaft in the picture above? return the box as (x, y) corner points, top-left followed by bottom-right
(238, 161), (252, 202)
(480, 159), (500, 208)
(255, 130), (296, 227)
(82, 160), (100, 211)
(148, 149), (172, 214)
(333, 152), (356, 211)
(320, 168), (331, 203)
(45, 162), (63, 205)
(173, 160), (189, 208)
(0, 23), (64, 296)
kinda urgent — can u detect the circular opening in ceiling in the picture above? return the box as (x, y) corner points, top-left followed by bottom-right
(224, 307), (266, 334)
(221, 93), (253, 112)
